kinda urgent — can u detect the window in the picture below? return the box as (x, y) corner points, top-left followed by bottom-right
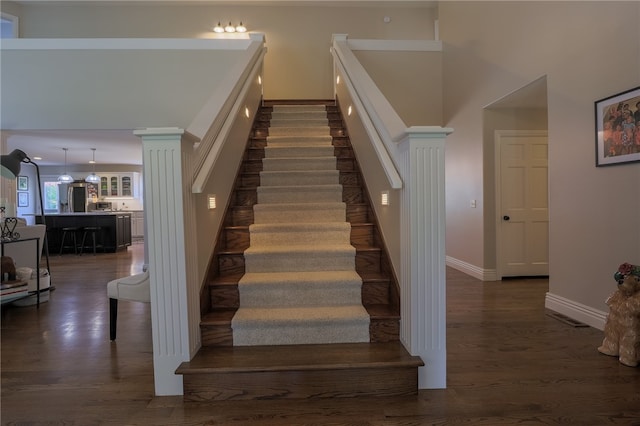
(1, 12), (19, 39)
(43, 182), (60, 212)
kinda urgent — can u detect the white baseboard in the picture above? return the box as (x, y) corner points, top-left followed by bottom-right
(446, 256), (497, 281)
(545, 292), (607, 331)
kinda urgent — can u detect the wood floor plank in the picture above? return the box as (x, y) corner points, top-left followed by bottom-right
(2, 243), (639, 424)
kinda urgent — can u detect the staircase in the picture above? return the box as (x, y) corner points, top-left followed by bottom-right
(176, 100), (422, 401)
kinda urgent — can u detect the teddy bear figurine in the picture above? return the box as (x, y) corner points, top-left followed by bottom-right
(597, 262), (640, 367)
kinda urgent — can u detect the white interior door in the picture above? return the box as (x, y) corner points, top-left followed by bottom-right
(495, 130), (549, 278)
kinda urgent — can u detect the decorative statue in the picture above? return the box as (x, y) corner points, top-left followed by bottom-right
(598, 263), (640, 367)
(1, 256), (17, 282)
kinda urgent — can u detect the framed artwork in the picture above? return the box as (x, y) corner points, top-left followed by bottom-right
(17, 192), (28, 207)
(595, 86), (640, 167)
(17, 175), (28, 191)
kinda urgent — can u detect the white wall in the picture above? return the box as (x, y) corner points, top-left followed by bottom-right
(440, 1), (640, 325)
(5, 2), (436, 101)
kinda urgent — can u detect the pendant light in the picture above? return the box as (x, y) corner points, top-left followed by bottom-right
(85, 148), (101, 184)
(57, 148), (74, 183)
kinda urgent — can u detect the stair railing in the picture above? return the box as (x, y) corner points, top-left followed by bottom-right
(190, 33), (267, 193)
(331, 34), (453, 390)
(331, 35), (403, 189)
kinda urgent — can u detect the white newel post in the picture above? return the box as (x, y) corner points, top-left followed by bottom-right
(135, 127), (200, 396)
(397, 126), (452, 389)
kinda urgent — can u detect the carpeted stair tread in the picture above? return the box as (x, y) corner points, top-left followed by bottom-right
(265, 135), (333, 146)
(244, 246), (356, 273)
(268, 126), (330, 136)
(271, 111), (330, 120)
(253, 202), (346, 223)
(232, 306), (370, 346)
(249, 222), (351, 245)
(233, 306), (369, 324)
(264, 146), (335, 158)
(259, 170), (339, 186)
(239, 271), (363, 307)
(232, 104), (369, 346)
(257, 184), (343, 203)
(262, 157), (337, 171)
(270, 118), (329, 127)
(272, 105), (327, 113)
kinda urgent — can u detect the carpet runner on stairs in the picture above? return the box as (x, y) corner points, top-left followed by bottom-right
(231, 104), (370, 346)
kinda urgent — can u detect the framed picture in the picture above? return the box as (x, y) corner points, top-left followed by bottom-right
(17, 175), (28, 191)
(595, 86), (640, 167)
(17, 192), (28, 207)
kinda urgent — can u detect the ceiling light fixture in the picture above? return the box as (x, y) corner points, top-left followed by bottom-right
(85, 148), (101, 184)
(57, 148), (74, 184)
(213, 22), (224, 33)
(213, 21), (247, 33)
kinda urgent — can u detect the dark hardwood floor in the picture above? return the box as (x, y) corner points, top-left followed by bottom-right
(2, 243), (638, 425)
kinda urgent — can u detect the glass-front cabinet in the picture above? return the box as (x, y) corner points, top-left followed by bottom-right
(99, 173), (140, 198)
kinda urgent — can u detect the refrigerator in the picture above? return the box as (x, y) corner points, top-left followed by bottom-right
(67, 182), (98, 212)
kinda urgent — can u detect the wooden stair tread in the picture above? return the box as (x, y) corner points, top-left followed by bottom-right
(201, 309), (237, 324)
(176, 342), (422, 375)
(366, 304), (399, 319)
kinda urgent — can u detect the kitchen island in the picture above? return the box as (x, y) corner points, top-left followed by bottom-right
(37, 212), (132, 254)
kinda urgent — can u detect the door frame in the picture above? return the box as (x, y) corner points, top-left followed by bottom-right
(494, 129), (549, 279)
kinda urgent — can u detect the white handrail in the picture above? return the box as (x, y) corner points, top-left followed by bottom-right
(190, 35), (266, 193)
(331, 37), (403, 189)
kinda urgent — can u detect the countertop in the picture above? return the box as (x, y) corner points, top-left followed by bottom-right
(43, 212), (133, 216)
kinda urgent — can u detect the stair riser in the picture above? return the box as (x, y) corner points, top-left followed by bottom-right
(351, 225), (375, 246)
(362, 281), (390, 305)
(268, 127), (330, 137)
(249, 232), (351, 246)
(210, 286), (239, 309)
(218, 253), (245, 276)
(356, 250), (381, 273)
(200, 317), (399, 347)
(262, 158), (337, 171)
(340, 172), (360, 186)
(258, 187), (343, 204)
(200, 325), (233, 347)
(259, 171), (339, 186)
(218, 249), (380, 275)
(235, 189), (257, 206)
(182, 367), (418, 401)
(264, 147), (334, 158)
(342, 186), (364, 204)
(370, 318), (400, 343)
(233, 322), (369, 346)
(254, 208), (346, 224)
(244, 253), (355, 273)
(270, 119), (329, 127)
(239, 173), (260, 187)
(239, 284), (362, 307)
(210, 278), (390, 309)
(270, 112), (329, 120)
(231, 207), (254, 226)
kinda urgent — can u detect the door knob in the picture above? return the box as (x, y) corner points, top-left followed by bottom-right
(503, 215), (510, 221)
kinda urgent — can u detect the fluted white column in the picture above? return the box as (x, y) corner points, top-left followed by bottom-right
(397, 126), (452, 389)
(135, 127), (200, 396)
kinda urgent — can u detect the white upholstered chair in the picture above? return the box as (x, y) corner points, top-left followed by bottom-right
(107, 271), (150, 341)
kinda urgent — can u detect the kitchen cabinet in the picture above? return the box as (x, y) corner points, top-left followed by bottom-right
(115, 214), (132, 249)
(37, 213), (132, 253)
(131, 211), (145, 238)
(99, 173), (141, 198)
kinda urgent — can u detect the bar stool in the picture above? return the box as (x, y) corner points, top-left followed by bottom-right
(59, 227), (80, 255)
(79, 226), (102, 255)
